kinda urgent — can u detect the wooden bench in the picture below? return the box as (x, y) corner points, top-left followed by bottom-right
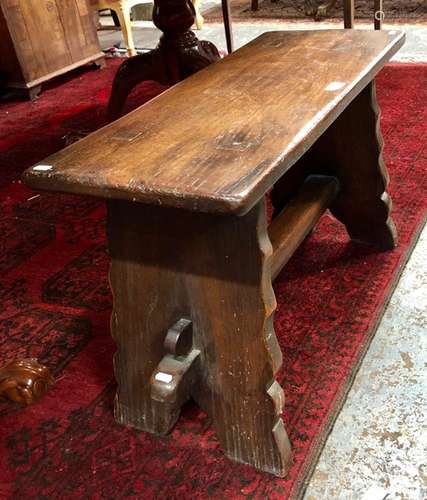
(23, 29), (404, 477)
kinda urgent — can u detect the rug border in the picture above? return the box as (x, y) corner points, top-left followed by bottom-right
(293, 215), (426, 500)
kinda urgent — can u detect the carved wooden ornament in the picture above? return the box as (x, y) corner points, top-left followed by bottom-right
(0, 359), (54, 405)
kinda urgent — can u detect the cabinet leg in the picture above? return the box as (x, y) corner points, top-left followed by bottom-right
(93, 56), (106, 69)
(28, 85), (41, 101)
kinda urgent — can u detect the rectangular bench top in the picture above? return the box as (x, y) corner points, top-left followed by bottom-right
(23, 29), (404, 214)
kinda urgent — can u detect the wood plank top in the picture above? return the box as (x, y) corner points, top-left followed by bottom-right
(23, 29), (405, 214)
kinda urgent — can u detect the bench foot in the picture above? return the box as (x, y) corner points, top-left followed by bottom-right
(107, 0), (220, 121)
(107, 198), (292, 476)
(114, 318), (200, 435)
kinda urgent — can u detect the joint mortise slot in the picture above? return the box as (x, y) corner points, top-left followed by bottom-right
(269, 175), (340, 279)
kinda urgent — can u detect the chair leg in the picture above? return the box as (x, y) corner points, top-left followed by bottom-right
(221, 0), (234, 54)
(111, 9), (121, 26)
(113, 3), (136, 56)
(344, 0), (355, 28)
(192, 0), (204, 29)
(374, 0), (383, 30)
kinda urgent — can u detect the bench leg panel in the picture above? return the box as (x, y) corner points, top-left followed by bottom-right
(186, 200), (292, 477)
(107, 199), (292, 476)
(273, 80), (397, 251)
(107, 200), (192, 435)
(328, 81), (397, 250)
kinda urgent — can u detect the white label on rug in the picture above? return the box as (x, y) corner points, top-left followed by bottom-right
(155, 372), (173, 383)
(33, 165), (53, 171)
(325, 81), (346, 92)
(27, 194), (40, 201)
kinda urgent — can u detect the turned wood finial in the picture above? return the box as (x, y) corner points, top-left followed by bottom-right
(152, 0), (196, 36)
(0, 359), (53, 405)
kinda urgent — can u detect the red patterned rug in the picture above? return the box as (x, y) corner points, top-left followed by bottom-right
(0, 60), (426, 499)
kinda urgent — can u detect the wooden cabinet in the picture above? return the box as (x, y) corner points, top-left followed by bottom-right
(0, 0), (104, 99)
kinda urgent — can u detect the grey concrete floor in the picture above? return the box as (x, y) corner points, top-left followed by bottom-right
(304, 225), (427, 500)
(98, 16), (427, 62)
(97, 13), (427, 499)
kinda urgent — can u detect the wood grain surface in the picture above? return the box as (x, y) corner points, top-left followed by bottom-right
(269, 175), (340, 279)
(108, 198), (292, 476)
(0, 0), (103, 94)
(23, 29), (404, 214)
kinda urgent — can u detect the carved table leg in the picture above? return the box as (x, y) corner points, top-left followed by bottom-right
(108, 0), (220, 120)
(107, 199), (292, 476)
(273, 81), (397, 251)
(107, 50), (169, 120)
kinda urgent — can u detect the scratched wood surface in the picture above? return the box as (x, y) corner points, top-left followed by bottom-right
(23, 29), (404, 214)
(108, 198), (292, 476)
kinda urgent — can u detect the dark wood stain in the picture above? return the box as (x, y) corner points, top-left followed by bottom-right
(23, 30), (404, 213)
(23, 28), (402, 476)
